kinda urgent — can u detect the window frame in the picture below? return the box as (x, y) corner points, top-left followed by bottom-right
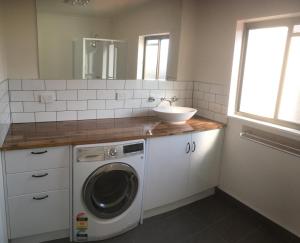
(235, 17), (300, 130)
(142, 34), (170, 80)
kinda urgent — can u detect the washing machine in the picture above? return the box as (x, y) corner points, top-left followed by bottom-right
(72, 140), (145, 242)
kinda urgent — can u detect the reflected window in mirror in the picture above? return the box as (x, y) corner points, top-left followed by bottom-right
(141, 35), (170, 81)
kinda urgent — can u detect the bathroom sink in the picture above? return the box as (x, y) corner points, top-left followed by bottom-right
(152, 106), (197, 124)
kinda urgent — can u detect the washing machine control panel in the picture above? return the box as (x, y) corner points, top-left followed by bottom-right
(76, 141), (144, 162)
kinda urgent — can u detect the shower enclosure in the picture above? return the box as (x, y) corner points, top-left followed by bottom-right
(73, 38), (127, 80)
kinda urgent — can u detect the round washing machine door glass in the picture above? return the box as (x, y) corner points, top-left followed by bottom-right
(82, 163), (139, 219)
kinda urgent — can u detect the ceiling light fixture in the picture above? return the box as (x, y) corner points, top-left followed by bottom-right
(64, 0), (90, 7)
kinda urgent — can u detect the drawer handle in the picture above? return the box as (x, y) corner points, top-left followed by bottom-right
(31, 150), (48, 155)
(192, 141), (196, 152)
(33, 195), (48, 200)
(32, 173), (48, 178)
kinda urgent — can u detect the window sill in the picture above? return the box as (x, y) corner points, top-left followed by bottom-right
(228, 114), (300, 138)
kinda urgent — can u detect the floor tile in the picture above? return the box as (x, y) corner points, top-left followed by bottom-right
(184, 195), (237, 225)
(186, 227), (229, 243)
(43, 193), (300, 243)
(211, 210), (261, 243)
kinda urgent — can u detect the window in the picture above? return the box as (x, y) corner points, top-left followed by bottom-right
(236, 17), (300, 130)
(142, 35), (170, 80)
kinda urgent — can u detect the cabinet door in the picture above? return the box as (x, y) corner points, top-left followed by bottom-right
(187, 129), (224, 196)
(144, 134), (191, 211)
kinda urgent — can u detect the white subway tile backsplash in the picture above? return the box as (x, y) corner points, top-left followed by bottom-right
(210, 84), (225, 95)
(204, 93), (215, 102)
(134, 90), (150, 99)
(23, 102), (45, 112)
(97, 90), (115, 99)
(45, 80), (66, 90)
(9, 80), (22, 90)
(107, 80), (125, 89)
(57, 111), (77, 121)
(115, 109), (133, 118)
(78, 110), (97, 120)
(106, 100), (124, 109)
(158, 81), (173, 90)
(35, 112), (56, 122)
(67, 80), (87, 89)
(10, 91), (34, 101)
(88, 79), (106, 89)
(33, 91), (56, 102)
(143, 80), (159, 89)
(132, 108), (149, 117)
(124, 99), (141, 109)
(116, 90), (133, 99)
(97, 110), (114, 119)
(12, 113), (35, 123)
(8, 79), (228, 123)
(78, 90), (97, 100)
(67, 100), (87, 110)
(216, 94), (228, 106)
(46, 101), (67, 112)
(208, 103), (222, 113)
(10, 102), (23, 112)
(88, 100), (105, 110)
(150, 90), (166, 98)
(22, 80), (45, 90)
(57, 90), (77, 100)
(125, 80), (142, 89)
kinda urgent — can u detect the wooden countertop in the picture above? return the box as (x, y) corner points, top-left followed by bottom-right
(1, 116), (224, 150)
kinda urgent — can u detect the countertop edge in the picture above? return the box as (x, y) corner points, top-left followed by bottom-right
(1, 116), (225, 151)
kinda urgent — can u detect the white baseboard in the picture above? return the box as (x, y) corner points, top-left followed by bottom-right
(10, 229), (68, 243)
(143, 188), (215, 219)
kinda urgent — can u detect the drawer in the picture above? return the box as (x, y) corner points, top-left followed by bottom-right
(5, 146), (69, 173)
(8, 189), (69, 239)
(7, 168), (69, 197)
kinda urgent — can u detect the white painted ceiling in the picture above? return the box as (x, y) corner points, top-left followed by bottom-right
(37, 0), (153, 17)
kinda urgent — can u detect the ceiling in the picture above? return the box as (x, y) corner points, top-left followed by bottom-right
(37, 0), (153, 17)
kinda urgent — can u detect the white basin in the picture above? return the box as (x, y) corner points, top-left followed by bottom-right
(152, 106), (197, 124)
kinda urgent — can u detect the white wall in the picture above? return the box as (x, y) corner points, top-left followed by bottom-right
(4, 0), (39, 79)
(0, 0), (9, 242)
(190, 0), (300, 236)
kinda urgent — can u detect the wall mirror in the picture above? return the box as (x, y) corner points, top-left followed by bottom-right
(36, 0), (182, 81)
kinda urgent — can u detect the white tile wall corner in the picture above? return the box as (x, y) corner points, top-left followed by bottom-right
(0, 79), (11, 146)
(9, 79), (193, 123)
(193, 81), (229, 123)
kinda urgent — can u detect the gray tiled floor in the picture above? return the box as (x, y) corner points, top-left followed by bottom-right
(46, 193), (300, 243)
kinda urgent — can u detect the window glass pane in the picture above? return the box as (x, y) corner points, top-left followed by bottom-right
(158, 38), (169, 80)
(278, 37), (300, 124)
(239, 27), (288, 118)
(144, 41), (158, 80)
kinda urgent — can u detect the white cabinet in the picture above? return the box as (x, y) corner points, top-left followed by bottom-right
(8, 189), (69, 239)
(144, 134), (191, 211)
(144, 129), (223, 211)
(187, 129), (223, 197)
(3, 146), (70, 239)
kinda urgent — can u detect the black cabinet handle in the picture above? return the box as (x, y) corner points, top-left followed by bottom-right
(31, 150), (48, 155)
(33, 195), (48, 200)
(32, 173), (48, 178)
(192, 141), (196, 152)
(186, 142), (191, 153)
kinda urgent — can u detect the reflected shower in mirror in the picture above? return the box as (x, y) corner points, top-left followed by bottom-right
(36, 0), (182, 80)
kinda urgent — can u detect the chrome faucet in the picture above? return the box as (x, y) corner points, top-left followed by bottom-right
(160, 96), (178, 106)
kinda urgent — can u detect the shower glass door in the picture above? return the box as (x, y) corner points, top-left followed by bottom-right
(82, 38), (127, 80)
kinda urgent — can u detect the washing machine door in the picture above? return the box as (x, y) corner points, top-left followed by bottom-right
(82, 163), (139, 219)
